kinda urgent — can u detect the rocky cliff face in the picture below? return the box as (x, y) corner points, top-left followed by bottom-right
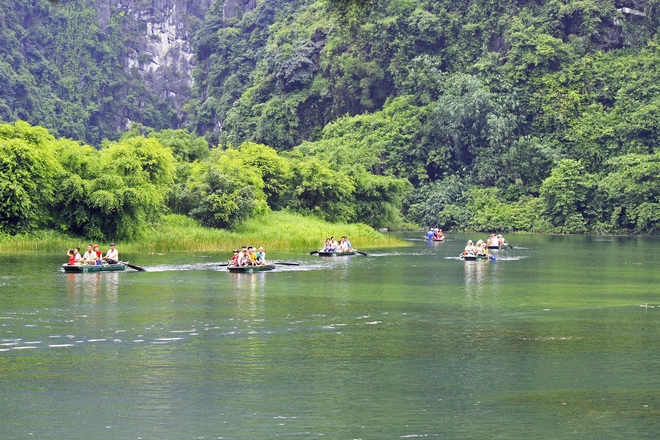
(222, 0), (256, 20)
(95, 0), (213, 113)
(92, 0), (257, 117)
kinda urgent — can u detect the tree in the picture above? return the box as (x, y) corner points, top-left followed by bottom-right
(350, 169), (412, 229)
(420, 73), (520, 185)
(599, 153), (660, 233)
(53, 135), (176, 240)
(539, 159), (597, 233)
(404, 175), (470, 230)
(287, 157), (356, 222)
(177, 149), (268, 229)
(0, 121), (62, 234)
(238, 142), (291, 210)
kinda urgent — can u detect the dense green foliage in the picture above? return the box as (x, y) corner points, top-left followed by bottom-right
(0, 122), (62, 233)
(3, 0), (660, 235)
(1, 122), (177, 240)
(0, 0), (180, 146)
(182, 0), (660, 234)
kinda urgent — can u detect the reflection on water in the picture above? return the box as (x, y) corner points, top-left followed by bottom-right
(65, 272), (119, 303)
(463, 257), (502, 306)
(231, 272), (267, 321)
(2, 235), (660, 439)
(463, 259), (488, 286)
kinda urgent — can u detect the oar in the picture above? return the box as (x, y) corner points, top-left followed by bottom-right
(355, 250), (368, 256)
(310, 251), (319, 255)
(219, 263), (229, 267)
(123, 261), (146, 272)
(274, 261), (300, 266)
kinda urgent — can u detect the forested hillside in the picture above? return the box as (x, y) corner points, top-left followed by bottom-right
(0, 0), (209, 145)
(3, 0), (660, 237)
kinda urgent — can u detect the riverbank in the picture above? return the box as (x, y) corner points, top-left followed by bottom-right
(0, 212), (408, 253)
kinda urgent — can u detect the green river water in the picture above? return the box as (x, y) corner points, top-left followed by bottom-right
(1, 233), (659, 439)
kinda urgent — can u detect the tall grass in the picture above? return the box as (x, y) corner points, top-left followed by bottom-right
(0, 230), (79, 253)
(0, 212), (408, 253)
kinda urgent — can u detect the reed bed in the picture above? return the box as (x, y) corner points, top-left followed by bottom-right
(0, 212), (407, 253)
(0, 230), (77, 253)
(139, 212), (405, 252)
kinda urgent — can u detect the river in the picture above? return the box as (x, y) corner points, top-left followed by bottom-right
(1, 233), (659, 439)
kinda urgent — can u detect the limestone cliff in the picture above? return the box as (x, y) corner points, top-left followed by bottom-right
(94, 0), (213, 113)
(91, 0), (257, 116)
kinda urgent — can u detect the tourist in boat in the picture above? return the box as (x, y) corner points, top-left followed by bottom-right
(229, 249), (240, 266)
(93, 244), (103, 264)
(237, 247), (251, 267)
(486, 234), (496, 247)
(104, 243), (119, 265)
(434, 229), (444, 240)
(67, 249), (76, 265)
(339, 236), (351, 252)
(463, 240), (477, 257)
(74, 247), (82, 263)
(246, 246), (257, 265)
(257, 247), (266, 264)
(82, 244), (96, 264)
(322, 237), (339, 252)
(321, 238), (333, 252)
(475, 240), (489, 257)
(497, 234), (509, 246)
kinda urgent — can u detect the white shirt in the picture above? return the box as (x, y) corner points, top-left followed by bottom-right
(106, 248), (118, 261)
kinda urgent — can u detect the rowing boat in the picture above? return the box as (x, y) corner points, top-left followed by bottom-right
(428, 237), (445, 242)
(460, 253), (493, 261)
(62, 263), (126, 273)
(227, 264), (276, 273)
(316, 251), (356, 257)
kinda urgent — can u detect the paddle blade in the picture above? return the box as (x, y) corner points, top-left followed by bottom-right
(309, 251), (319, 255)
(124, 262), (146, 272)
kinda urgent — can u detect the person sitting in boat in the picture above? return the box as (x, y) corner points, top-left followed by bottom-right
(475, 240), (489, 257)
(237, 247), (251, 267)
(82, 244), (96, 264)
(229, 249), (240, 266)
(93, 244), (103, 265)
(323, 237), (339, 252)
(104, 243), (119, 265)
(427, 229), (435, 240)
(67, 249), (76, 265)
(344, 236), (352, 249)
(486, 234), (496, 247)
(74, 247), (82, 263)
(434, 229), (444, 240)
(338, 237), (348, 252)
(257, 247), (266, 264)
(497, 234), (508, 246)
(463, 240), (477, 257)
(248, 246), (258, 265)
